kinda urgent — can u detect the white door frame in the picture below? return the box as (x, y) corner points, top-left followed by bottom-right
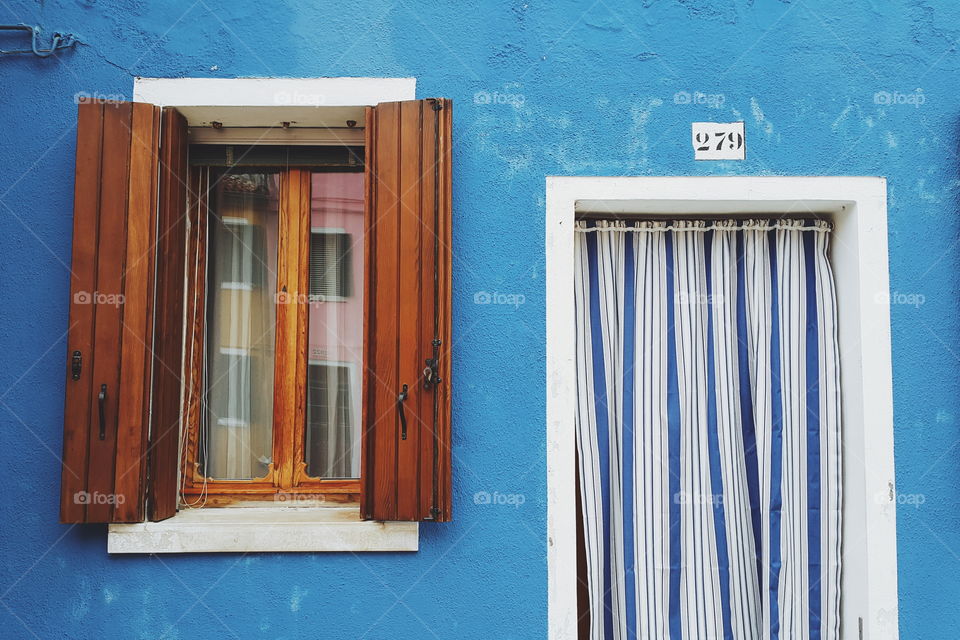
(545, 176), (898, 639)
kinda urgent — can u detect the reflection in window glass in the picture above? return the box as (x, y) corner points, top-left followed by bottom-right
(305, 171), (364, 478)
(203, 172), (279, 480)
(309, 232), (352, 301)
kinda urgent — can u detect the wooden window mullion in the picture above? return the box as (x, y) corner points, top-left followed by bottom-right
(290, 171), (313, 489)
(273, 168), (310, 490)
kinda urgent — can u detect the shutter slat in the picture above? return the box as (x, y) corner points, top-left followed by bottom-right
(83, 102), (132, 523)
(418, 100), (440, 521)
(112, 102), (161, 522)
(60, 102), (104, 523)
(362, 98), (453, 522)
(395, 100), (424, 520)
(437, 99), (453, 520)
(368, 100), (401, 518)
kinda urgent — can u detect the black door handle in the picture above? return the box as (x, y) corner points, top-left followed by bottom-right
(397, 384), (409, 440)
(98, 383), (107, 440)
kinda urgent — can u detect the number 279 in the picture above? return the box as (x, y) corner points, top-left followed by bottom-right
(695, 131), (743, 151)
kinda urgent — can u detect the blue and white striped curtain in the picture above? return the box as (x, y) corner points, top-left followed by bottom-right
(574, 219), (841, 640)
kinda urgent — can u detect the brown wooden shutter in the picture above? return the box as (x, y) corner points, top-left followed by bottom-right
(147, 107), (189, 522)
(59, 101), (188, 523)
(361, 99), (453, 522)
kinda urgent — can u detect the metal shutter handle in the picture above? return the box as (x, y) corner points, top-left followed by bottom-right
(397, 384), (409, 440)
(98, 384), (107, 440)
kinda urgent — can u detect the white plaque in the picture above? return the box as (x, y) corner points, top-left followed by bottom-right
(692, 122), (745, 160)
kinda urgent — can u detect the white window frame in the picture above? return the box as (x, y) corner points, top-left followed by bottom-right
(546, 176), (898, 639)
(108, 77), (418, 554)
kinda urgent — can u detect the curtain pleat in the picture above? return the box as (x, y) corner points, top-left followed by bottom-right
(206, 180), (277, 481)
(574, 219), (842, 640)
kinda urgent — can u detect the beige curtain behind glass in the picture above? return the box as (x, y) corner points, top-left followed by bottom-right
(205, 174), (277, 480)
(306, 362), (353, 478)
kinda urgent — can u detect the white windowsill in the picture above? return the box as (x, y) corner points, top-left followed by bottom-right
(107, 507), (418, 554)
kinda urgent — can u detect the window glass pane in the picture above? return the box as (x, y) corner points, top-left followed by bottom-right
(202, 172), (279, 480)
(305, 171), (364, 478)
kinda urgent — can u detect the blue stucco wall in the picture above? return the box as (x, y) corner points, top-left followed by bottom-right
(0, 1), (957, 638)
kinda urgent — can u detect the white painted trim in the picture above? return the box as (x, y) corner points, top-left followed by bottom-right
(133, 77), (416, 106)
(545, 176), (898, 640)
(189, 126), (365, 145)
(108, 507), (418, 553)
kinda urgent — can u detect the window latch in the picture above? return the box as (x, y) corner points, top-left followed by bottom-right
(397, 384), (409, 440)
(71, 350), (82, 380)
(423, 338), (442, 390)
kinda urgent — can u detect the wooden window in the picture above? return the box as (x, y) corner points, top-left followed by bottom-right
(60, 98), (452, 524)
(179, 167), (363, 504)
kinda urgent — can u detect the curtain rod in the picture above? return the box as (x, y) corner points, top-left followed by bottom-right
(575, 212), (827, 221)
(575, 219), (832, 233)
